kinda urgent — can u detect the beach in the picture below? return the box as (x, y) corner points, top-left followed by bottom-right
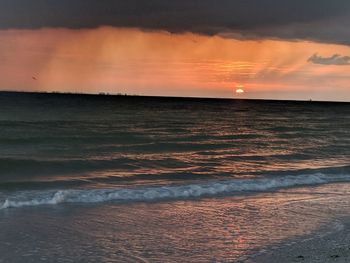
(248, 220), (350, 263)
(1, 1), (350, 262)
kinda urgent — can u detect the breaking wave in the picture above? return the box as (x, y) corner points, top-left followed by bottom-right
(1, 173), (349, 209)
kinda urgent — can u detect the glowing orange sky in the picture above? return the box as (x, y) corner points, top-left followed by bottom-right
(0, 27), (349, 101)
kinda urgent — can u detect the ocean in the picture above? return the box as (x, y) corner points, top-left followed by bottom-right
(0, 92), (349, 262)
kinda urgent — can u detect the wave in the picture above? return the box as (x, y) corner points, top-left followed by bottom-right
(1, 173), (349, 209)
(0, 157), (138, 177)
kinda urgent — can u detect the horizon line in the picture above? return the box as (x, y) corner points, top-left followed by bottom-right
(0, 89), (349, 104)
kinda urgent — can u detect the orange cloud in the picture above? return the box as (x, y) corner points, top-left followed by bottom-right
(0, 27), (349, 100)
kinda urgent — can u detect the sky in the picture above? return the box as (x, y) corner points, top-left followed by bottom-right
(0, 0), (350, 101)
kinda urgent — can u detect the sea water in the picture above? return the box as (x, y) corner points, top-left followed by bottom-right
(0, 92), (349, 262)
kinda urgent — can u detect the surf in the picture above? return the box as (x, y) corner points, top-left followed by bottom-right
(1, 173), (349, 209)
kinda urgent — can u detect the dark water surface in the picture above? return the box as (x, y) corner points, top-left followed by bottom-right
(0, 92), (349, 262)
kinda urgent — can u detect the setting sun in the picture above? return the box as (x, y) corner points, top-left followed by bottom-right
(235, 84), (245, 94)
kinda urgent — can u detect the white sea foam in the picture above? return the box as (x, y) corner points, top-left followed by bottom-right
(0, 173), (349, 209)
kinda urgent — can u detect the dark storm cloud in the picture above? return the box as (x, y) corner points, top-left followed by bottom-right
(308, 54), (350, 65)
(1, 0), (350, 45)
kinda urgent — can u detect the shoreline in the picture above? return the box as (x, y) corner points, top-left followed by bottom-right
(246, 219), (350, 263)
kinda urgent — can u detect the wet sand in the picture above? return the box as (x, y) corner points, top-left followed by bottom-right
(247, 220), (350, 263)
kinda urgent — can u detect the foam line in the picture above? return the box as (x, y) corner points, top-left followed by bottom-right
(1, 173), (349, 209)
